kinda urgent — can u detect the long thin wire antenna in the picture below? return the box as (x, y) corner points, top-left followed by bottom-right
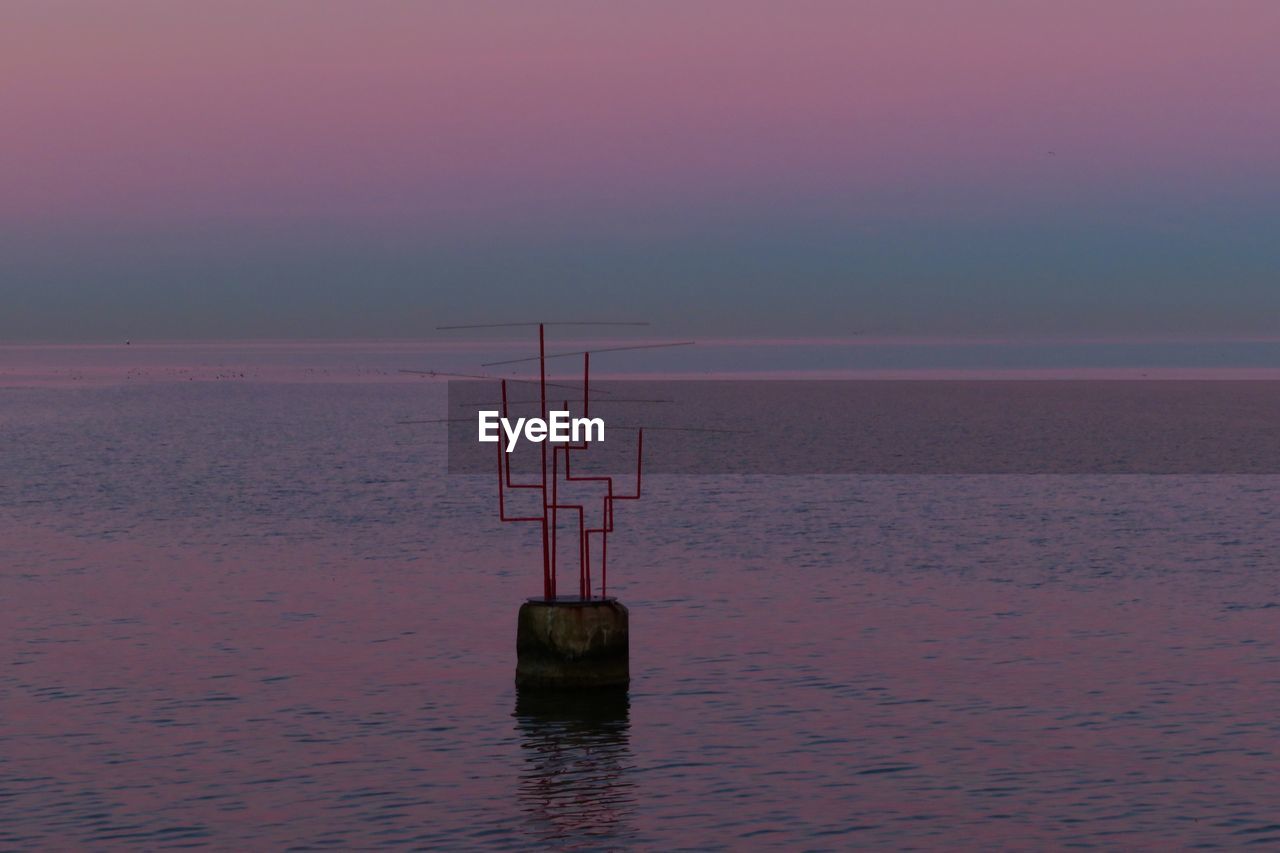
(398, 369), (595, 393)
(610, 425), (753, 434)
(437, 322), (650, 330)
(399, 369), (526, 380)
(396, 418), (471, 424)
(482, 341), (695, 367)
(456, 398), (673, 407)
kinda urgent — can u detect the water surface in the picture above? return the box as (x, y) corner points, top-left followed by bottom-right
(3, 342), (1279, 848)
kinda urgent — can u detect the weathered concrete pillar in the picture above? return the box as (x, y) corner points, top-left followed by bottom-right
(516, 598), (630, 689)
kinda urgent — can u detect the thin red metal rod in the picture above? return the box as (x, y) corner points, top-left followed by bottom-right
(563, 351), (609, 597)
(577, 431), (643, 599)
(566, 352), (652, 599)
(539, 324), (552, 599)
(548, 501), (586, 594)
(496, 328), (647, 601)
(551, 414), (559, 592)
(611, 428), (643, 501)
(595, 429), (643, 588)
(496, 429), (541, 523)
(467, 323), (653, 602)
(501, 380), (542, 494)
(580, 507), (588, 599)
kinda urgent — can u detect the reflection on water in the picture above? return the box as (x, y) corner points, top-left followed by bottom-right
(514, 689), (635, 846)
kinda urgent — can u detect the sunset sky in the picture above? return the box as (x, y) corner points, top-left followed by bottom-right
(3, 1), (1278, 341)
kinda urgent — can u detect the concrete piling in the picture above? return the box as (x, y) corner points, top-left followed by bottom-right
(516, 598), (630, 689)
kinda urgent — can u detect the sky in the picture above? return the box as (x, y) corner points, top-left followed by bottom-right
(2, 0), (1278, 341)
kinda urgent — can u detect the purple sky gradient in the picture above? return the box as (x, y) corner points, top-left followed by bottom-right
(3, 1), (1278, 340)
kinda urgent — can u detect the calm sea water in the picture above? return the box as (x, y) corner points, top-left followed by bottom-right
(3, 342), (1280, 848)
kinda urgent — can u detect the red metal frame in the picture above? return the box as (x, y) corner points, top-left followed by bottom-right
(491, 324), (646, 601)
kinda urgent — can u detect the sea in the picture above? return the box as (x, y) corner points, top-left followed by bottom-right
(3, 339), (1280, 849)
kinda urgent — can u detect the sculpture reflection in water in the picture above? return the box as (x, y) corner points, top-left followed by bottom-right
(514, 688), (636, 845)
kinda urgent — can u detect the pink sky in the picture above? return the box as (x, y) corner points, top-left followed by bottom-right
(2, 1), (1278, 341)
(5, 1), (1278, 229)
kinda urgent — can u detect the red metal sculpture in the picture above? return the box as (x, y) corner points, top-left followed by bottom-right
(492, 324), (644, 601)
(420, 323), (694, 601)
